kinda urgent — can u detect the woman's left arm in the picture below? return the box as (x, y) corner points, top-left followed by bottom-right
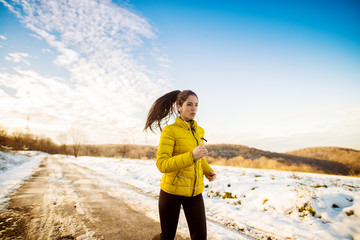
(201, 158), (213, 174)
(201, 158), (216, 181)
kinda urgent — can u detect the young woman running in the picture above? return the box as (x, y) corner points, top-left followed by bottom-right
(144, 90), (216, 240)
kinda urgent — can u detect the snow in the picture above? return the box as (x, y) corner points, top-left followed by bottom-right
(1, 151), (359, 240)
(0, 151), (47, 209)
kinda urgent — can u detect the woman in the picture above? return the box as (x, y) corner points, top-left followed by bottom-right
(144, 90), (216, 240)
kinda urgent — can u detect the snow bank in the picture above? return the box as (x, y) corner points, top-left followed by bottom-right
(204, 167), (360, 240)
(0, 151), (47, 209)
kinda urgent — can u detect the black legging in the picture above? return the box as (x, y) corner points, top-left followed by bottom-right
(159, 189), (207, 240)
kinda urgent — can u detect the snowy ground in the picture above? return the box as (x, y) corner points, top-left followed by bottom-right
(0, 151), (47, 209)
(0, 151), (359, 240)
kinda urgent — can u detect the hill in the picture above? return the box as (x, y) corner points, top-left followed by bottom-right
(206, 144), (357, 176)
(286, 147), (360, 175)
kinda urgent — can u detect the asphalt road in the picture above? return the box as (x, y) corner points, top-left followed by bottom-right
(0, 156), (187, 240)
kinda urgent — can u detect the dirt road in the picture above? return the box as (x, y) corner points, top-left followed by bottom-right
(0, 156), (186, 240)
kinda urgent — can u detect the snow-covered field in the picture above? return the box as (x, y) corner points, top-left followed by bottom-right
(1, 151), (359, 240)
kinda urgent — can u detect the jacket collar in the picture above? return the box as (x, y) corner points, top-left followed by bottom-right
(175, 117), (198, 130)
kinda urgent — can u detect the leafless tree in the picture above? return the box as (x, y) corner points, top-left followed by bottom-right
(37, 134), (51, 152)
(68, 128), (88, 157)
(0, 125), (8, 147)
(118, 139), (130, 158)
(57, 132), (68, 156)
(12, 129), (26, 150)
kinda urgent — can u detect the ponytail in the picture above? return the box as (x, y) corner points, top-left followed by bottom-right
(144, 90), (198, 132)
(144, 90), (181, 132)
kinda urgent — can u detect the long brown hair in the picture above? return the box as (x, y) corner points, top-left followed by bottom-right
(144, 90), (198, 132)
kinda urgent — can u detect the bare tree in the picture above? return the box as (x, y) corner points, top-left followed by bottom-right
(37, 134), (51, 152)
(144, 146), (157, 159)
(118, 139), (130, 158)
(12, 129), (26, 150)
(23, 132), (36, 150)
(0, 125), (8, 147)
(57, 132), (68, 156)
(68, 128), (88, 157)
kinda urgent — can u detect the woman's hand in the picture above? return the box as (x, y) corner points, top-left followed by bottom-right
(192, 144), (208, 161)
(205, 171), (216, 182)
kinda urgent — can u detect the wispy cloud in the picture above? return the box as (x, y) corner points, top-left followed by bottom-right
(41, 48), (52, 54)
(0, 34), (7, 48)
(0, 0), (171, 143)
(5, 52), (31, 65)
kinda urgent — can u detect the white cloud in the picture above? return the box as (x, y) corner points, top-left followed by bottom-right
(4, 52), (31, 65)
(41, 48), (52, 54)
(0, 0), (172, 143)
(0, 35), (7, 40)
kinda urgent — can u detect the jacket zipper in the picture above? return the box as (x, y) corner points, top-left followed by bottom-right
(190, 127), (199, 196)
(191, 128), (199, 146)
(172, 171), (180, 184)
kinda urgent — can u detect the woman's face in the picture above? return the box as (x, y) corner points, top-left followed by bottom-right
(178, 95), (198, 121)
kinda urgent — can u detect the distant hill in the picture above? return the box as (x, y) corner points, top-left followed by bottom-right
(206, 144), (357, 176)
(286, 147), (360, 175)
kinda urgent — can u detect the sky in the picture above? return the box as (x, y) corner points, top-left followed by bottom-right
(0, 0), (359, 152)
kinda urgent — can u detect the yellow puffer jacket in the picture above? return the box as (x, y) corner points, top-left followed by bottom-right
(156, 117), (214, 197)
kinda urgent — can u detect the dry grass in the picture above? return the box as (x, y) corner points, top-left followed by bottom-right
(287, 147), (360, 176)
(205, 144), (356, 176)
(207, 156), (321, 174)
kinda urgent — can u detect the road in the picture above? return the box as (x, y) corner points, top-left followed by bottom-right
(0, 156), (187, 240)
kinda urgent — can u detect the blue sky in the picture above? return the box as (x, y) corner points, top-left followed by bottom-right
(0, 0), (359, 152)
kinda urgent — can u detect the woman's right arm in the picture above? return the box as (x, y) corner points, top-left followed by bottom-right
(156, 126), (194, 173)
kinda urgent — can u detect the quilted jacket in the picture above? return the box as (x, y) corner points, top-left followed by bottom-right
(156, 117), (214, 197)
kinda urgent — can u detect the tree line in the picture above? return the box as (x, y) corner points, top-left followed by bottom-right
(0, 125), (157, 159)
(0, 126), (59, 153)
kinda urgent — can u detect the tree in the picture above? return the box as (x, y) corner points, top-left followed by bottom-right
(118, 139), (130, 158)
(0, 125), (9, 147)
(57, 132), (68, 156)
(68, 128), (88, 157)
(37, 135), (51, 152)
(144, 146), (157, 159)
(12, 129), (26, 150)
(23, 132), (36, 150)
